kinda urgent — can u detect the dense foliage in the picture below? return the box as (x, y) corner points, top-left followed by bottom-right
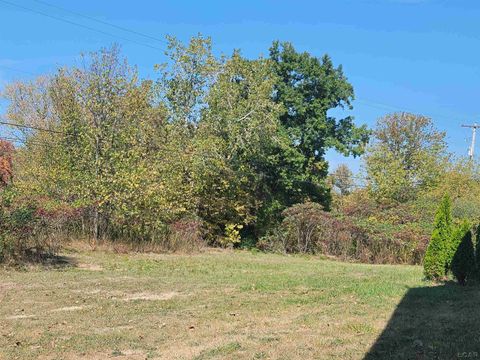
(0, 36), (369, 260)
(2, 35), (480, 270)
(268, 42), (369, 209)
(451, 229), (476, 285)
(0, 140), (13, 188)
(259, 201), (426, 264)
(365, 112), (446, 203)
(423, 194), (452, 280)
(299, 113), (480, 267)
(475, 225), (480, 278)
(447, 220), (471, 271)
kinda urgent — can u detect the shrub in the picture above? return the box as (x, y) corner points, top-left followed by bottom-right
(423, 194), (452, 280)
(219, 223), (243, 248)
(358, 226), (428, 265)
(259, 202), (369, 259)
(337, 189), (434, 265)
(0, 140), (14, 188)
(281, 202), (326, 253)
(0, 190), (82, 263)
(165, 218), (205, 252)
(340, 190), (378, 218)
(258, 201), (430, 264)
(451, 229), (475, 285)
(475, 224), (480, 279)
(0, 200), (39, 262)
(446, 220), (471, 272)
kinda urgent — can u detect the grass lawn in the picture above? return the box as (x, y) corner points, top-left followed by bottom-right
(1, 248), (480, 359)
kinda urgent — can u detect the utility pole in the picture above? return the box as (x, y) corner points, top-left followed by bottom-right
(462, 123), (480, 159)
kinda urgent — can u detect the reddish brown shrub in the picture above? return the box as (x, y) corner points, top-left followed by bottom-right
(0, 195), (84, 263)
(0, 140), (14, 188)
(166, 218), (205, 252)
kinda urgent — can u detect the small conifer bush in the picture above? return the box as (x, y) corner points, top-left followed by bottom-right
(451, 229), (475, 285)
(446, 220), (471, 272)
(423, 193), (452, 280)
(474, 224), (480, 280)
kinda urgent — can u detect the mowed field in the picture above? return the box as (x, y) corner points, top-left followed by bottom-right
(1, 248), (480, 360)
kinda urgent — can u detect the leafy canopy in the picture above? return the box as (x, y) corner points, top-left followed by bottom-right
(366, 112), (447, 203)
(268, 41), (369, 208)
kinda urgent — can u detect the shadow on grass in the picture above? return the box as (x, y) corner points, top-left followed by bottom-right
(364, 282), (480, 359)
(13, 249), (78, 269)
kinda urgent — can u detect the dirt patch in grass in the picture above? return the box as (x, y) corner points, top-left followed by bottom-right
(40, 349), (148, 360)
(77, 263), (103, 271)
(122, 291), (179, 301)
(51, 305), (86, 312)
(5, 314), (37, 320)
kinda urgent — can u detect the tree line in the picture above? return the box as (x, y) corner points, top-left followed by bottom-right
(1, 35), (479, 267)
(0, 35), (369, 260)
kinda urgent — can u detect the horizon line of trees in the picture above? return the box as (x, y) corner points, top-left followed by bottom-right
(2, 34), (480, 268)
(0, 34), (370, 260)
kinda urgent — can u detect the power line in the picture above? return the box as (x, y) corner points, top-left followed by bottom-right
(0, 135), (51, 147)
(0, 0), (166, 52)
(0, 64), (38, 76)
(0, 120), (63, 134)
(356, 98), (472, 123)
(0, 136), (26, 142)
(32, 0), (168, 45)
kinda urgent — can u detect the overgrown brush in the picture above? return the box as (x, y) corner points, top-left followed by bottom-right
(258, 202), (426, 264)
(0, 191), (81, 263)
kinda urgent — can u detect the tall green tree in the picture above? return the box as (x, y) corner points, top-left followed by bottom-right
(50, 45), (152, 241)
(1, 37), (373, 246)
(196, 51), (283, 239)
(423, 193), (453, 280)
(43, 45), (189, 243)
(155, 34), (220, 127)
(269, 41), (369, 207)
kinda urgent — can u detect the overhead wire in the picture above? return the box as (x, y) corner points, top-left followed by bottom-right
(0, 120), (63, 134)
(355, 98), (474, 123)
(32, 0), (169, 45)
(0, 65), (38, 76)
(0, 0), (167, 52)
(0, 135), (48, 146)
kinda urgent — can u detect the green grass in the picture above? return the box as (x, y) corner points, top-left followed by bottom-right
(0, 248), (479, 359)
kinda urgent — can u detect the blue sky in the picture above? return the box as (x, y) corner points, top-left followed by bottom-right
(1, 0), (479, 173)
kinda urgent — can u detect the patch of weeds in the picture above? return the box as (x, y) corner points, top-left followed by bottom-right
(145, 349), (159, 359)
(253, 351), (268, 359)
(259, 336), (280, 344)
(194, 342), (241, 359)
(330, 338), (346, 347)
(295, 312), (326, 326)
(346, 322), (375, 335)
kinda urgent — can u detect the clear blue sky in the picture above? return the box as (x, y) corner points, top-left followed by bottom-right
(1, 0), (479, 173)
